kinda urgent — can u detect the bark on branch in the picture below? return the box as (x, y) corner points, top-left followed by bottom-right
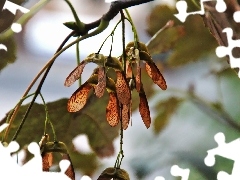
(82, 0), (154, 35)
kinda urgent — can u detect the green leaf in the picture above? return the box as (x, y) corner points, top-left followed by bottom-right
(190, 94), (240, 132)
(1, 95), (120, 174)
(0, 0), (28, 71)
(177, 0), (201, 12)
(153, 97), (182, 134)
(177, 152), (218, 180)
(146, 5), (218, 67)
(167, 16), (217, 67)
(147, 25), (185, 55)
(0, 0), (28, 32)
(0, 37), (17, 70)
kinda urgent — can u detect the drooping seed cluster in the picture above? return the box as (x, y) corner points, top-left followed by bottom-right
(65, 41), (167, 129)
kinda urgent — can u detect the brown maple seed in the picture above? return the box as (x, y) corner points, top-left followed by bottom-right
(106, 92), (120, 127)
(145, 62), (167, 90)
(65, 61), (87, 87)
(67, 82), (92, 112)
(139, 91), (151, 128)
(115, 71), (131, 105)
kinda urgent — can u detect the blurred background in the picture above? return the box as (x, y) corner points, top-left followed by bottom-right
(1, 0), (240, 179)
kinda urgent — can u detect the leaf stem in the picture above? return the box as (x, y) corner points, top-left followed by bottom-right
(124, 9), (139, 43)
(114, 10), (126, 169)
(76, 36), (81, 86)
(2, 93), (35, 141)
(64, 0), (84, 30)
(39, 93), (57, 141)
(120, 10), (126, 74)
(97, 19), (122, 54)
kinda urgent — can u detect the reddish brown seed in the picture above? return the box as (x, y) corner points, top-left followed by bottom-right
(64, 61), (87, 87)
(122, 104), (130, 130)
(145, 62), (167, 90)
(126, 61), (133, 79)
(115, 71), (131, 105)
(67, 82), (92, 112)
(135, 65), (141, 92)
(139, 91), (151, 128)
(42, 152), (53, 172)
(106, 92), (120, 127)
(62, 153), (75, 180)
(95, 66), (106, 98)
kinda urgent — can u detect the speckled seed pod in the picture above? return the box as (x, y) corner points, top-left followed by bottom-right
(106, 92), (120, 127)
(139, 90), (151, 128)
(67, 82), (92, 112)
(145, 62), (167, 90)
(64, 61), (87, 87)
(95, 66), (106, 98)
(115, 71), (131, 105)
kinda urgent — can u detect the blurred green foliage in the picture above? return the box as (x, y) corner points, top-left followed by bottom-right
(1, 0), (240, 179)
(1, 95), (119, 175)
(0, 0), (27, 71)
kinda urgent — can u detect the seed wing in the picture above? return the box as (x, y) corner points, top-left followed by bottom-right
(65, 61), (87, 87)
(115, 71), (131, 105)
(95, 66), (106, 98)
(67, 82), (92, 112)
(145, 62), (167, 90)
(106, 92), (120, 127)
(139, 90), (151, 128)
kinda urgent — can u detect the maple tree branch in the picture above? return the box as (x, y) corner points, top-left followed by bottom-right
(8, 0), (154, 142)
(82, 0), (154, 35)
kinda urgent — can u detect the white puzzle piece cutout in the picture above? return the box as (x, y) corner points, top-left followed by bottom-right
(204, 132), (240, 180)
(155, 165), (190, 180)
(215, 28), (240, 77)
(2, 0), (29, 34)
(175, 0), (226, 22)
(171, 165), (190, 180)
(0, 124), (71, 180)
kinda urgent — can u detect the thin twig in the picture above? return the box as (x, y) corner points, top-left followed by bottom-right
(79, 0), (154, 35)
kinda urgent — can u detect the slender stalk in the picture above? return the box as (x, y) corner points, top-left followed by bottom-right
(97, 19), (122, 54)
(124, 9), (139, 43)
(76, 36), (81, 86)
(39, 93), (57, 141)
(114, 10), (126, 169)
(64, 0), (84, 30)
(121, 10), (127, 73)
(1, 93), (35, 141)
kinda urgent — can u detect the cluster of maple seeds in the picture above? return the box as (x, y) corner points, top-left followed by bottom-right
(64, 41), (167, 129)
